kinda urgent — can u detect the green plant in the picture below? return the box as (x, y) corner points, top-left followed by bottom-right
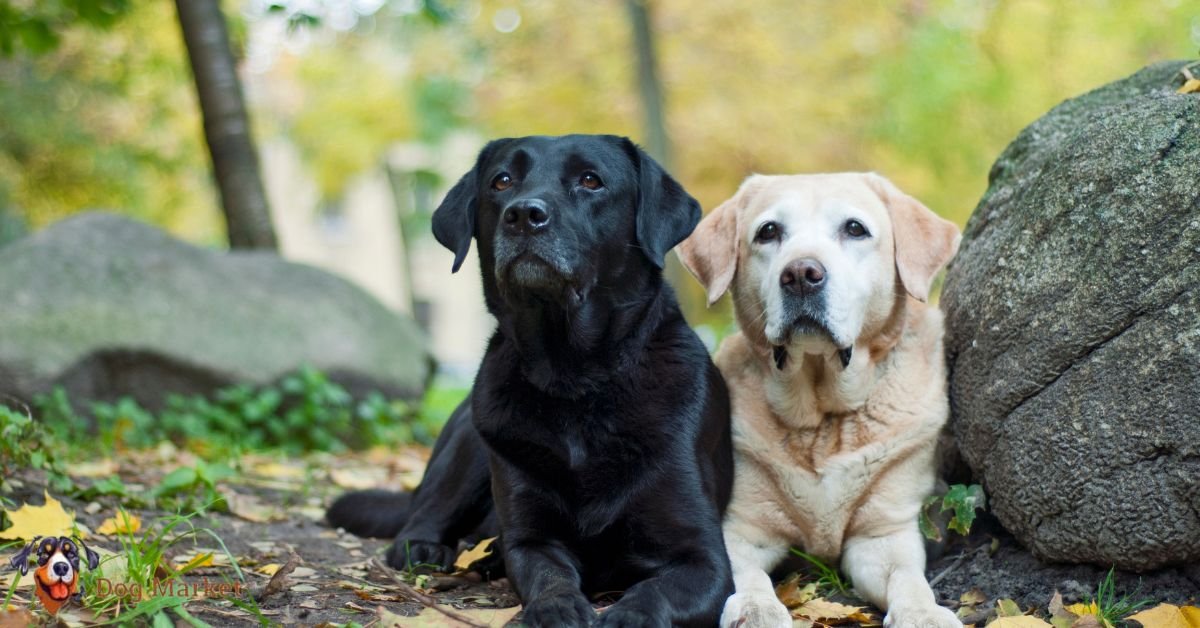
(1085, 567), (1151, 627)
(920, 483), (986, 542)
(92, 397), (158, 450)
(152, 461), (234, 511)
(0, 403), (72, 493)
(788, 548), (851, 597)
(82, 508), (244, 623)
(32, 367), (431, 457)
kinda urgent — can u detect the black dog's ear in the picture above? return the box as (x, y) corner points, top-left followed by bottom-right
(9, 537), (39, 575)
(432, 139), (510, 273)
(74, 536), (100, 570)
(622, 139), (702, 269)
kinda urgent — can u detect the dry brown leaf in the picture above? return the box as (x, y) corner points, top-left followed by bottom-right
(1127, 603), (1200, 628)
(0, 492), (77, 541)
(962, 588), (988, 606)
(988, 616), (1053, 627)
(329, 467), (385, 489)
(0, 609), (36, 628)
(222, 490), (284, 523)
(454, 537), (497, 572)
(256, 553), (300, 602)
(774, 573), (817, 609)
(1047, 591), (1079, 628)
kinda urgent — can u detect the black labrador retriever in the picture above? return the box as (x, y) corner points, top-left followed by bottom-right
(327, 134), (733, 627)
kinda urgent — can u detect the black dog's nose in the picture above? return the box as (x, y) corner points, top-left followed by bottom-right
(53, 562), (70, 576)
(780, 258), (826, 296)
(502, 200), (551, 234)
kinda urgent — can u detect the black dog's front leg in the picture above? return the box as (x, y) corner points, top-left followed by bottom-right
(506, 539), (595, 628)
(386, 399), (494, 571)
(596, 550), (732, 628)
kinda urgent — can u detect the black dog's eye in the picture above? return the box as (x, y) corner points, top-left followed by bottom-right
(579, 172), (603, 190)
(844, 219), (870, 239)
(754, 221), (781, 244)
(491, 173), (513, 192)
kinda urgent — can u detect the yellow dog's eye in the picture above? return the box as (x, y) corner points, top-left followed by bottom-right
(754, 221), (781, 243)
(491, 173), (513, 192)
(579, 172), (604, 190)
(844, 219), (869, 238)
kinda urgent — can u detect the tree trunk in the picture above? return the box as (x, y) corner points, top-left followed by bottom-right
(626, 0), (671, 169)
(174, 0), (277, 250)
(628, 0), (691, 293)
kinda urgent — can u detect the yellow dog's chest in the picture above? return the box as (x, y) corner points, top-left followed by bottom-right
(733, 410), (928, 560)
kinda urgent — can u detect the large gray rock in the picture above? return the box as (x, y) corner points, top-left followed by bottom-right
(0, 212), (431, 408)
(942, 61), (1200, 571)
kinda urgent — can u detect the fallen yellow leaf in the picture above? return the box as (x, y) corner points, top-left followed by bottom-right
(794, 598), (873, 624)
(996, 599), (1024, 617)
(988, 616), (1053, 627)
(454, 537), (496, 572)
(257, 563), (282, 576)
(380, 603), (522, 627)
(251, 462), (306, 480)
(329, 468), (384, 490)
(1127, 603), (1200, 628)
(68, 460), (118, 478)
(178, 552), (215, 571)
(1065, 602), (1100, 617)
(96, 513), (140, 535)
(0, 492), (76, 541)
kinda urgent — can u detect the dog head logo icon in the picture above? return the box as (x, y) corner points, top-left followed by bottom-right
(9, 535), (100, 614)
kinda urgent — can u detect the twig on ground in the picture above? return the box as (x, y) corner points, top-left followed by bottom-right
(255, 552), (301, 602)
(929, 552), (967, 588)
(426, 574), (480, 592)
(368, 558), (488, 628)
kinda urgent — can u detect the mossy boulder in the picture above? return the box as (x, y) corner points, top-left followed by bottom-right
(0, 212), (431, 408)
(942, 61), (1200, 571)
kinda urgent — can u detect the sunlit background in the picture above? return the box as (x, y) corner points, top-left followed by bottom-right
(2, 0), (1197, 377)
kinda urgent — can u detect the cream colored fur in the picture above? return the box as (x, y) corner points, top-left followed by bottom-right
(678, 173), (962, 628)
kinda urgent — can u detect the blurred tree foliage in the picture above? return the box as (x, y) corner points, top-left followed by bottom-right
(1, 0), (1196, 310)
(0, 1), (221, 241)
(253, 0), (1194, 318)
(0, 0), (131, 55)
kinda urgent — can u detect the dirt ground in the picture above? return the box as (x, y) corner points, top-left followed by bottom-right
(4, 447), (1198, 627)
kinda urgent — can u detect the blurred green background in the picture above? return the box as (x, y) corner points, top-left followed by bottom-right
(1, 0), (1197, 326)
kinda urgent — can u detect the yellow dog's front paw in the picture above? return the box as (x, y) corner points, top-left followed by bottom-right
(720, 592), (792, 628)
(884, 603), (962, 628)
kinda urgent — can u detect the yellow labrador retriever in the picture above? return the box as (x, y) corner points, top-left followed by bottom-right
(678, 173), (962, 628)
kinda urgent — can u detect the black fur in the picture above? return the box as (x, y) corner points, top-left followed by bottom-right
(328, 135), (733, 627)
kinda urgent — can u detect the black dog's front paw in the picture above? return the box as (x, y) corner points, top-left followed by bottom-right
(521, 590), (595, 628)
(385, 539), (457, 572)
(594, 602), (665, 628)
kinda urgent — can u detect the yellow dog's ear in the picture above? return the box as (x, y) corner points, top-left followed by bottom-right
(867, 173), (961, 302)
(678, 176), (766, 306)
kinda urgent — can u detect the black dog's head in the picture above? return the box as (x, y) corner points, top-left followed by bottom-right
(432, 135), (700, 311)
